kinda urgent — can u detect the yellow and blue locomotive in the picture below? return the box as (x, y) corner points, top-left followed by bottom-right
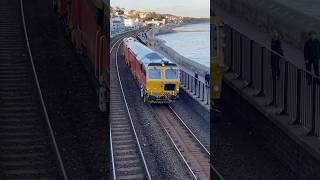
(123, 37), (180, 103)
(211, 11), (224, 116)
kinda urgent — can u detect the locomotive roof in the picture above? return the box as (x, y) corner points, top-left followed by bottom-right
(123, 37), (176, 66)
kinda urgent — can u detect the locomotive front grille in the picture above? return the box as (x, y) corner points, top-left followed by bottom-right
(164, 84), (176, 91)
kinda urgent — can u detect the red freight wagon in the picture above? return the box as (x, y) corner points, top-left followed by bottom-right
(54, 0), (109, 111)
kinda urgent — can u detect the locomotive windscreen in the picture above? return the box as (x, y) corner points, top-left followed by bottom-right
(148, 68), (162, 80)
(165, 68), (178, 79)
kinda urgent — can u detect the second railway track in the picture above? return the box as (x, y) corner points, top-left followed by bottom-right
(110, 32), (151, 180)
(152, 104), (211, 180)
(0, 0), (67, 179)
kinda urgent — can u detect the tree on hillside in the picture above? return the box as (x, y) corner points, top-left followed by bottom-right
(114, 6), (124, 15)
(132, 11), (140, 19)
(144, 12), (166, 21)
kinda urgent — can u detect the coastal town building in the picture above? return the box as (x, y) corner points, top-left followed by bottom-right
(139, 11), (151, 19)
(124, 18), (140, 29)
(144, 19), (166, 27)
(110, 16), (125, 35)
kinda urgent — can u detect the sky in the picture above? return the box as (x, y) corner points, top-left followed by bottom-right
(110, 0), (210, 18)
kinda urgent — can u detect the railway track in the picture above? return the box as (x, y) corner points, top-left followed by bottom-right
(111, 31), (224, 180)
(152, 104), (224, 180)
(152, 104), (210, 180)
(0, 0), (67, 179)
(110, 32), (151, 180)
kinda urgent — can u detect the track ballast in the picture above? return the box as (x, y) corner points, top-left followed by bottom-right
(0, 0), (66, 179)
(110, 32), (151, 180)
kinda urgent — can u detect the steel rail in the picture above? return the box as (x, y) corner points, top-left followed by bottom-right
(109, 33), (128, 180)
(110, 32), (152, 180)
(20, 0), (68, 179)
(149, 105), (199, 180)
(109, 36), (123, 180)
(168, 105), (210, 154)
(167, 105), (224, 180)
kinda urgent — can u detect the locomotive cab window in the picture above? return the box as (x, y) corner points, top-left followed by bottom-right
(165, 68), (178, 79)
(148, 68), (161, 80)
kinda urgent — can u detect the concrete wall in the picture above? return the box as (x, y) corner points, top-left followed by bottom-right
(214, 0), (320, 49)
(222, 73), (320, 180)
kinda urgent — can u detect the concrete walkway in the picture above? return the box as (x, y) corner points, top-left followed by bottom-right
(273, 0), (320, 20)
(213, 6), (306, 70)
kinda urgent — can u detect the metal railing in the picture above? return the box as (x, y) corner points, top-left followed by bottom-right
(180, 70), (210, 105)
(224, 25), (320, 137)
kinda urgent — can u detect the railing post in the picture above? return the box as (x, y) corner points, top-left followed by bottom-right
(198, 82), (201, 98)
(181, 71), (183, 85)
(206, 86), (210, 104)
(245, 40), (253, 88)
(202, 83), (205, 101)
(307, 76), (316, 136)
(194, 78), (197, 95)
(187, 74), (189, 89)
(235, 34), (242, 80)
(191, 75), (193, 93)
(184, 71), (186, 85)
(280, 61), (288, 114)
(256, 47), (264, 96)
(227, 28), (233, 72)
(290, 69), (301, 125)
(184, 71), (186, 87)
(189, 74), (191, 91)
(269, 54), (277, 106)
(182, 71), (184, 85)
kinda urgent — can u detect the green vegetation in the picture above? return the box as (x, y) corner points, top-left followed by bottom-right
(182, 17), (209, 24)
(144, 12), (166, 21)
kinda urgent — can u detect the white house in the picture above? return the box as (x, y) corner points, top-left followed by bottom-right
(110, 16), (125, 35)
(144, 19), (166, 27)
(139, 11), (150, 19)
(124, 18), (143, 30)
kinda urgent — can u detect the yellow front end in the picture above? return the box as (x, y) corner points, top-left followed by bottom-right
(211, 15), (224, 106)
(211, 13), (225, 120)
(145, 66), (180, 103)
(212, 61), (222, 101)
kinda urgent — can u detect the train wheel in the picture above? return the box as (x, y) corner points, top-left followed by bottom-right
(143, 95), (147, 103)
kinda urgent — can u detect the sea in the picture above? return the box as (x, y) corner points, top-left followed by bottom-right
(157, 23), (210, 67)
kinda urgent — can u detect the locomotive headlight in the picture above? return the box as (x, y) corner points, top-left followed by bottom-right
(213, 84), (220, 92)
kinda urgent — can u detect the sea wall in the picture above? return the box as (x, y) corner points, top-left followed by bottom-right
(141, 27), (209, 77)
(214, 0), (320, 49)
(153, 38), (209, 77)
